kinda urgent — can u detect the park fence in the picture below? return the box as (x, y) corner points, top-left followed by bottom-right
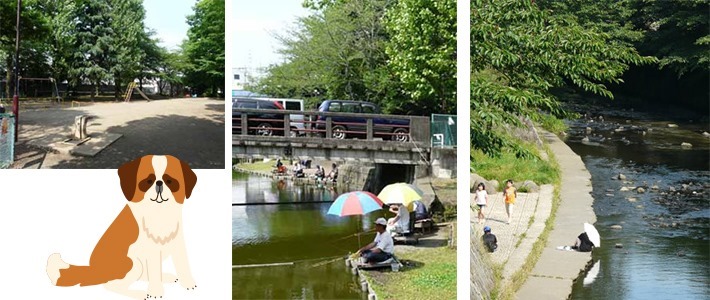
(431, 114), (457, 147)
(0, 113), (14, 168)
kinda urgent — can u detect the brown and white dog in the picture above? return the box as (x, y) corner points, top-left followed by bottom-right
(46, 155), (198, 299)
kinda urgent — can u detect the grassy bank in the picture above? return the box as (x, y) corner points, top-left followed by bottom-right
(470, 144), (559, 185)
(365, 246), (457, 300)
(234, 160), (274, 173)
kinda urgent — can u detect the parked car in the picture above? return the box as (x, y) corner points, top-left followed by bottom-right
(232, 98), (286, 136)
(265, 98), (306, 137)
(314, 100), (410, 141)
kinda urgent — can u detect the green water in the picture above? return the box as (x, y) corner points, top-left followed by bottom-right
(232, 175), (383, 299)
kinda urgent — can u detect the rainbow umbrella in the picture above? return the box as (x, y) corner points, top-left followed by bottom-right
(327, 191), (384, 216)
(327, 191), (384, 247)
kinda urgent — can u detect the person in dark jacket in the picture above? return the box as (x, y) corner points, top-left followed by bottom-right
(482, 226), (497, 253)
(572, 232), (594, 252)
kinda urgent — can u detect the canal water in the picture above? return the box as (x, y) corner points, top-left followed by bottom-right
(565, 105), (710, 299)
(232, 173), (382, 299)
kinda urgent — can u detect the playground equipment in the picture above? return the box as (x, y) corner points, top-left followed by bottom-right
(123, 82), (151, 102)
(0, 78), (62, 103)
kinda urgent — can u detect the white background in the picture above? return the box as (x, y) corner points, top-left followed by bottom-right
(0, 169), (231, 299)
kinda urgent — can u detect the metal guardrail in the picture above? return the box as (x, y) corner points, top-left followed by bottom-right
(231, 108), (431, 144)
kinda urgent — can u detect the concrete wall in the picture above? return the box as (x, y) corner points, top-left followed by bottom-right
(471, 236), (495, 299)
(431, 147), (457, 179)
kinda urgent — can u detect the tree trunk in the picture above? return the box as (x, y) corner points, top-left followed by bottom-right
(5, 57), (12, 98)
(114, 75), (121, 100)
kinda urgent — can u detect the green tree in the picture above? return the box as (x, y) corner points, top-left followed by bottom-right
(471, 0), (654, 157)
(109, 0), (150, 98)
(385, 0), (456, 114)
(184, 0), (225, 97)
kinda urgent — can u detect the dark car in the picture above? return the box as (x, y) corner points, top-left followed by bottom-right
(314, 100), (410, 141)
(232, 98), (286, 136)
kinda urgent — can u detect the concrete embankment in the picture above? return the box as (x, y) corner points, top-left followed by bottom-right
(516, 131), (597, 299)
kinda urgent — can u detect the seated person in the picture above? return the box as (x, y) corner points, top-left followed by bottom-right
(482, 226), (497, 253)
(357, 218), (394, 264)
(314, 165), (325, 181)
(413, 200), (429, 221)
(387, 204), (410, 234)
(275, 159), (286, 174)
(326, 163), (338, 183)
(292, 162), (304, 178)
(572, 232), (595, 252)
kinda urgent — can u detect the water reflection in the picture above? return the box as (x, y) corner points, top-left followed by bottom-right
(232, 174), (382, 299)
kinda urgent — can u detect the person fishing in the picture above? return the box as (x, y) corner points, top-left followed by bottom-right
(355, 218), (394, 264)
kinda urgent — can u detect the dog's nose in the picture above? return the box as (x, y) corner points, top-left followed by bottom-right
(156, 180), (163, 186)
(156, 180), (164, 194)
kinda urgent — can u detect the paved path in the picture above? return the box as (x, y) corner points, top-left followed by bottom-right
(11, 98), (225, 169)
(515, 131), (596, 299)
(471, 185), (554, 284)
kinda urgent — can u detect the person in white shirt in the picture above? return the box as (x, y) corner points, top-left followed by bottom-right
(474, 182), (488, 224)
(357, 218), (394, 263)
(387, 203), (410, 234)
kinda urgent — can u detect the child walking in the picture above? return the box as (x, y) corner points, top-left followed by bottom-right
(474, 183), (488, 224)
(503, 179), (517, 224)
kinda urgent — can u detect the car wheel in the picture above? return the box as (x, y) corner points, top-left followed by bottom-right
(332, 125), (347, 139)
(392, 128), (409, 142)
(256, 123), (274, 136)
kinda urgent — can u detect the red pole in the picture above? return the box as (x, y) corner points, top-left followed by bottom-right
(12, 0), (22, 142)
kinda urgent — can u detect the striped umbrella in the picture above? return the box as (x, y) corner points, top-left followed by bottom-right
(327, 191), (384, 217)
(327, 191), (384, 247)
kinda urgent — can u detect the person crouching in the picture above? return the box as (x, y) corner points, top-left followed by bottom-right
(356, 218), (394, 264)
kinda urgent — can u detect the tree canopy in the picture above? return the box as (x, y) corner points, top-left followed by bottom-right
(471, 0), (655, 157)
(254, 0), (456, 115)
(0, 0), (225, 100)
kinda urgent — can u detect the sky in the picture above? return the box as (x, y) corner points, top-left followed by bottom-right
(233, 1), (312, 70)
(143, 0), (194, 51)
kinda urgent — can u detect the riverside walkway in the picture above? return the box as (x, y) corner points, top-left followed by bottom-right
(471, 185), (554, 285)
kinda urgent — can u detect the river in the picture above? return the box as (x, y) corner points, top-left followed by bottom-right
(565, 104), (710, 299)
(232, 173), (382, 299)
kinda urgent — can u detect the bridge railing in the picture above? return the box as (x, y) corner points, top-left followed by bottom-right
(232, 108), (430, 144)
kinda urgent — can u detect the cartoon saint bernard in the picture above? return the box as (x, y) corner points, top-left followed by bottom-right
(47, 155), (198, 299)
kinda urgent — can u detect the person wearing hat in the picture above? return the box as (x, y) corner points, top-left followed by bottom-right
(356, 217), (394, 264)
(482, 226), (497, 253)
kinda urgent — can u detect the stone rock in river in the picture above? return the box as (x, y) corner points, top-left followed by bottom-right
(586, 127), (592, 133)
(618, 173), (627, 180)
(615, 243), (624, 248)
(606, 193), (614, 197)
(651, 185), (659, 190)
(668, 124), (679, 128)
(670, 186), (676, 192)
(703, 131), (710, 137)
(610, 225), (623, 229)
(627, 197), (637, 202)
(681, 142), (693, 148)
(637, 187), (646, 194)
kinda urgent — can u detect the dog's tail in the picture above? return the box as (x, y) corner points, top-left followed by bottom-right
(46, 253), (118, 287)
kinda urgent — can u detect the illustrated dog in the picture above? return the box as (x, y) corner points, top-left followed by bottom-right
(46, 155), (198, 299)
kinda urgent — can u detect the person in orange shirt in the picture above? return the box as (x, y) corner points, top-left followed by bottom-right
(503, 179), (517, 224)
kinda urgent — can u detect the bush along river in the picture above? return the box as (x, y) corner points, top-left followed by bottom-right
(232, 173), (383, 299)
(564, 104), (709, 299)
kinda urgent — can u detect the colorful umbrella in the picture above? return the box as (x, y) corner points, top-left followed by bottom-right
(378, 183), (424, 209)
(327, 191), (384, 217)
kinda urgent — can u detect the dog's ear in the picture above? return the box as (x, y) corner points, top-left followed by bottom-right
(180, 159), (197, 199)
(118, 157), (143, 201)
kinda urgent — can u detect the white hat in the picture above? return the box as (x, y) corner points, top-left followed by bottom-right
(374, 218), (387, 226)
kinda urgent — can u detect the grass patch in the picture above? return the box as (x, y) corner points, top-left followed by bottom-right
(366, 247), (456, 300)
(539, 114), (568, 135)
(470, 144), (559, 185)
(234, 160), (276, 173)
(492, 146), (562, 300)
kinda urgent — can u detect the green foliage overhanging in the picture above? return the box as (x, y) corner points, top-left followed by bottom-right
(470, 0), (655, 158)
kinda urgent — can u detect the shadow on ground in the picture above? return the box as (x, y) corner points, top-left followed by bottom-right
(48, 114), (224, 169)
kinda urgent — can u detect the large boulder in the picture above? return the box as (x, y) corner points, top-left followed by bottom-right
(470, 173), (499, 194)
(517, 180), (540, 193)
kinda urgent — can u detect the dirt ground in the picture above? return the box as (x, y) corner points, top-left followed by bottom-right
(10, 98), (225, 169)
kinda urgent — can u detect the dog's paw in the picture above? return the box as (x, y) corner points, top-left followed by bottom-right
(178, 277), (197, 290)
(146, 283), (164, 299)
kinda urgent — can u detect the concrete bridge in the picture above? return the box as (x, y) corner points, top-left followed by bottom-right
(232, 108), (433, 165)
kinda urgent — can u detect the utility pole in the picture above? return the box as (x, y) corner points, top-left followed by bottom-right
(12, 0), (22, 142)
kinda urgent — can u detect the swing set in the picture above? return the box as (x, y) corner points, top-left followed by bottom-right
(0, 77), (62, 103)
